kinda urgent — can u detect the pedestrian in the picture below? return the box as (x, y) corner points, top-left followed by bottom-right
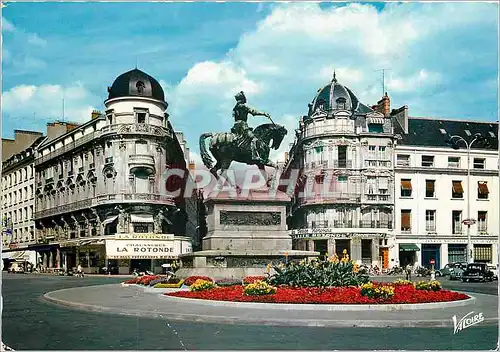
(406, 263), (412, 281)
(77, 264), (84, 278)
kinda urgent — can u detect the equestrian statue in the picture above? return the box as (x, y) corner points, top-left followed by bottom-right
(199, 91), (287, 180)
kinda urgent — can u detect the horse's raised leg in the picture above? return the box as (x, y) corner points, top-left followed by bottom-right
(257, 164), (270, 187)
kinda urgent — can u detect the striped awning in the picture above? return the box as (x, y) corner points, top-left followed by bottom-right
(130, 214), (154, 223)
(367, 117), (385, 125)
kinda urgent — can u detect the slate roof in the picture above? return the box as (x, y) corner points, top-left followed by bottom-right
(395, 117), (498, 151)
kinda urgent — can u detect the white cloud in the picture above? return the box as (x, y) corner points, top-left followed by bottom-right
(161, 2), (497, 164)
(2, 83), (98, 126)
(27, 33), (47, 47)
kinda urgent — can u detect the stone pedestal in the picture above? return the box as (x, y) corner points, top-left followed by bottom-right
(177, 188), (319, 279)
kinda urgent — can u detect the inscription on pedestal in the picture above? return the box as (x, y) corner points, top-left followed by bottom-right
(219, 211), (281, 226)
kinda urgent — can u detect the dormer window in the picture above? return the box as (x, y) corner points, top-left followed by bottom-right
(336, 97), (346, 110)
(317, 99), (326, 111)
(134, 108), (148, 124)
(136, 81), (145, 94)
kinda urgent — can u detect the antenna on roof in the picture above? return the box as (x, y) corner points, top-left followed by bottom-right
(62, 92), (65, 122)
(375, 68), (391, 96)
(135, 56), (138, 69)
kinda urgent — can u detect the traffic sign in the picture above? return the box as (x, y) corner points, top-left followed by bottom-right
(462, 219), (476, 226)
(430, 259), (435, 265)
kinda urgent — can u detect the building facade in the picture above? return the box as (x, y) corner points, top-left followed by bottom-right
(32, 69), (198, 274)
(1, 131), (45, 269)
(393, 116), (499, 268)
(281, 75), (398, 268)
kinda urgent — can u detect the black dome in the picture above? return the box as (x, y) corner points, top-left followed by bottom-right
(107, 68), (165, 102)
(310, 73), (373, 115)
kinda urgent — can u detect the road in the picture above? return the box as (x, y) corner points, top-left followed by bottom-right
(2, 274), (498, 350)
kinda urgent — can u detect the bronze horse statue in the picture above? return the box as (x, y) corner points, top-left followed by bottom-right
(199, 123), (287, 179)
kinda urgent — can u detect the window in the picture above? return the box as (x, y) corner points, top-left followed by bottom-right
(400, 179), (412, 197)
(337, 146), (347, 168)
(135, 141), (148, 154)
(378, 146), (386, 152)
(336, 97), (346, 110)
(474, 244), (492, 263)
(137, 112), (146, 124)
(368, 145), (376, 152)
(401, 210), (411, 232)
(136, 81), (146, 94)
(107, 114), (113, 124)
(425, 180), (435, 198)
(368, 124), (383, 133)
(478, 211), (487, 232)
(448, 157), (460, 168)
(425, 210), (436, 232)
(473, 158), (485, 169)
(452, 211), (462, 234)
(421, 155), (434, 167)
(478, 182), (489, 199)
(452, 181), (463, 198)
(396, 154), (410, 167)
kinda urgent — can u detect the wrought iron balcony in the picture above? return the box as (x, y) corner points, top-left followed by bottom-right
(100, 123), (173, 138)
(332, 160), (353, 168)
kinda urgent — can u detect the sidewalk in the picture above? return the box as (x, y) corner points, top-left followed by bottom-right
(44, 283), (499, 328)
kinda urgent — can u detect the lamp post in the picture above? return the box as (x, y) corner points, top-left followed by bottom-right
(446, 133), (487, 264)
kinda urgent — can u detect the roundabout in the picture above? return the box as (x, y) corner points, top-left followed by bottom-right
(43, 282), (497, 328)
(2, 274), (498, 350)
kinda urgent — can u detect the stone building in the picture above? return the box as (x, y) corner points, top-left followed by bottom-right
(1, 130), (45, 269)
(32, 68), (198, 274)
(281, 74), (399, 268)
(393, 115), (498, 268)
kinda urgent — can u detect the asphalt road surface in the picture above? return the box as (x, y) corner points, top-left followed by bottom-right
(2, 274), (498, 350)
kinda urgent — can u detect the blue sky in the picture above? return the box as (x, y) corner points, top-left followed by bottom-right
(2, 2), (498, 162)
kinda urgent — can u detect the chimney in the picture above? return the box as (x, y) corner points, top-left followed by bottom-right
(391, 105), (409, 134)
(91, 110), (101, 120)
(373, 93), (391, 117)
(285, 152), (289, 162)
(189, 162), (196, 170)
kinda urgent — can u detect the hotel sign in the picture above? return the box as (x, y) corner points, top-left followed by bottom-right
(105, 237), (191, 259)
(114, 234), (175, 240)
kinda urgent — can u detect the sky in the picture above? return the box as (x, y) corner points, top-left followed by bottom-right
(2, 1), (499, 164)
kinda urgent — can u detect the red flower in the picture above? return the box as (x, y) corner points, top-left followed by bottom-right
(165, 285), (469, 304)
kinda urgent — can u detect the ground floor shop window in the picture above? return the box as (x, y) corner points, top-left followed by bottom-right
(314, 240), (327, 258)
(448, 244), (467, 263)
(361, 239), (372, 264)
(474, 244), (492, 263)
(335, 239), (350, 258)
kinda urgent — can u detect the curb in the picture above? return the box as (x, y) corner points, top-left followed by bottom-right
(42, 285), (499, 328)
(158, 293), (476, 311)
(42, 291), (499, 328)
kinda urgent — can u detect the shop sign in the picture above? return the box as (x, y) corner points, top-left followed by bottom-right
(291, 233), (384, 239)
(105, 239), (191, 259)
(114, 233), (175, 240)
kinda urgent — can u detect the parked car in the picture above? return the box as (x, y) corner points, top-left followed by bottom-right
(462, 263), (494, 282)
(486, 264), (498, 280)
(449, 262), (467, 280)
(435, 263), (453, 277)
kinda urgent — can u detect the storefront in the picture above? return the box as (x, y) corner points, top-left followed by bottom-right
(421, 244), (441, 269)
(474, 244), (493, 263)
(447, 244), (467, 263)
(105, 233), (192, 274)
(398, 243), (420, 267)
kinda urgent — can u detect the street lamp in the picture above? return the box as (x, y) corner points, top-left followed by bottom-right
(445, 133), (488, 263)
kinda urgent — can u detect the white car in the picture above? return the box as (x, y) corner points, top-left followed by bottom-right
(487, 264), (498, 280)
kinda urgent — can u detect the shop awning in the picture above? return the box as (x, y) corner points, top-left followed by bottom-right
(1, 251), (27, 260)
(101, 215), (118, 226)
(130, 214), (154, 223)
(399, 244), (420, 252)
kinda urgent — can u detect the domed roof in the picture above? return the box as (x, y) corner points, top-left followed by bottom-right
(310, 72), (373, 115)
(107, 68), (165, 102)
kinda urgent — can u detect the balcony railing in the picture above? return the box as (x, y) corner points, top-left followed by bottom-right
(35, 132), (96, 166)
(297, 193), (362, 206)
(34, 199), (93, 219)
(478, 223), (487, 232)
(311, 220), (329, 229)
(100, 123), (172, 138)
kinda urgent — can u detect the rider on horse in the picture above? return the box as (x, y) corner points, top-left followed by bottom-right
(232, 91), (271, 162)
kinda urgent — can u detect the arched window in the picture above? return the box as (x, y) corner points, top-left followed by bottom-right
(136, 81), (145, 94)
(336, 97), (346, 110)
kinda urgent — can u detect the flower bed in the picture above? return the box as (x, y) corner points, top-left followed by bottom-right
(154, 279), (185, 289)
(243, 276), (267, 284)
(215, 278), (242, 287)
(183, 276), (213, 286)
(166, 282), (469, 304)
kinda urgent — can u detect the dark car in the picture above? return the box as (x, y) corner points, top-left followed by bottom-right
(435, 263), (453, 277)
(462, 263), (494, 282)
